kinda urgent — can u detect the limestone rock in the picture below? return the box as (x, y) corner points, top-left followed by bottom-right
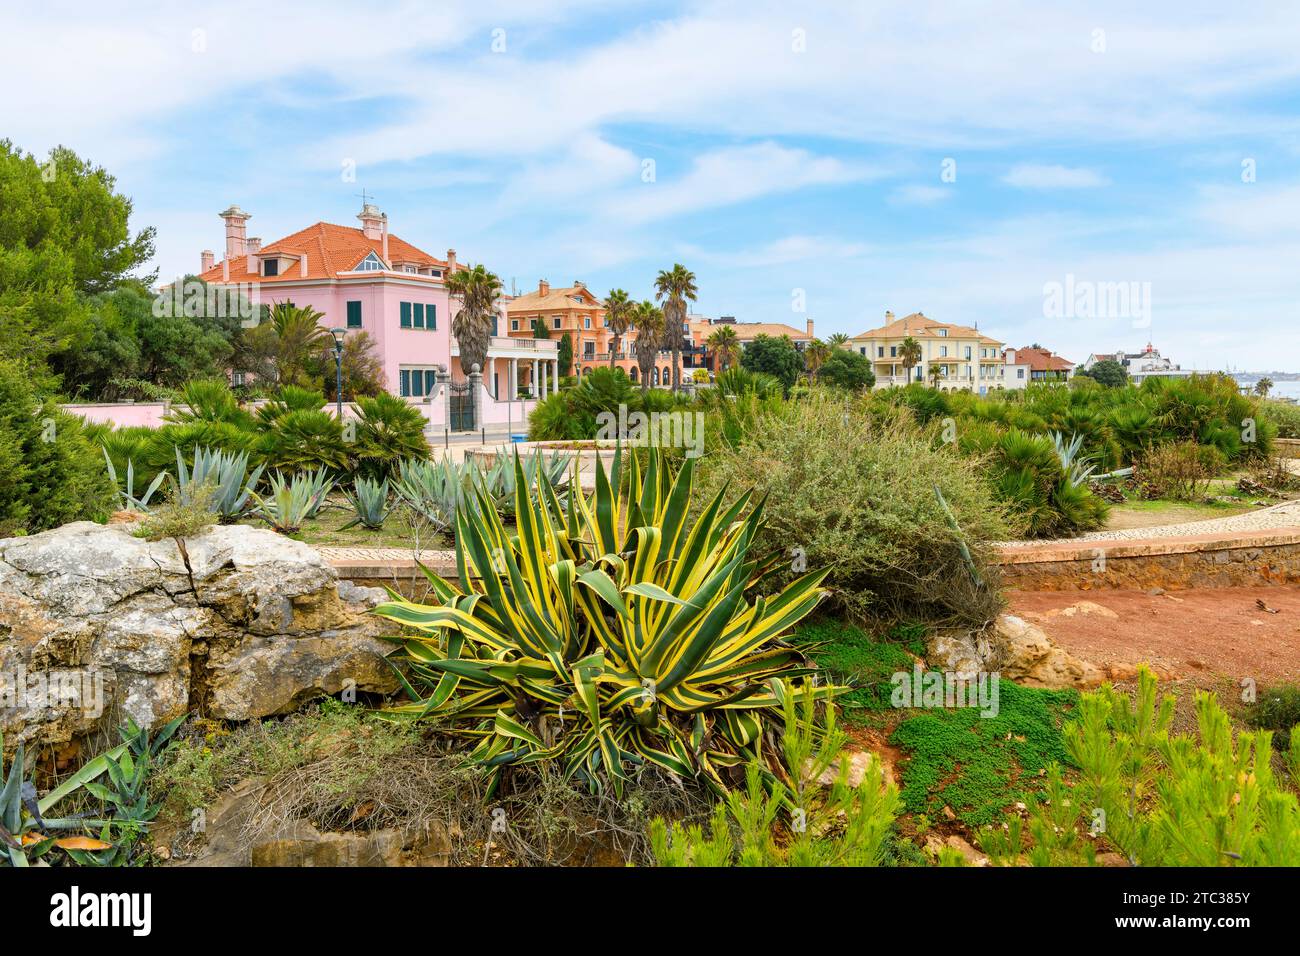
(927, 613), (1103, 690)
(0, 522), (401, 752)
(176, 777), (450, 867)
(994, 614), (1103, 689)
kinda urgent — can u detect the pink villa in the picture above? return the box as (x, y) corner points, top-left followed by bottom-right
(188, 202), (558, 432)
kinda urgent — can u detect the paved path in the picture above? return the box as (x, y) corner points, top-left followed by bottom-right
(1027, 499), (1300, 545)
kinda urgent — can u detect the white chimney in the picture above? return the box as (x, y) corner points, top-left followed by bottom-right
(358, 202), (384, 241)
(300, 254), (308, 278)
(201, 250), (214, 273)
(446, 248), (457, 272)
(219, 205), (251, 259)
(381, 213), (389, 261)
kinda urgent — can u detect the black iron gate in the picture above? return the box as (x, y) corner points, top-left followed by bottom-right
(449, 381), (475, 431)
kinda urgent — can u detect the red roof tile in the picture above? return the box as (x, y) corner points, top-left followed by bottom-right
(199, 221), (447, 284)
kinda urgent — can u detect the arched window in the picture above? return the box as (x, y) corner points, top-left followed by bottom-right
(629, 367), (638, 382)
(652, 367), (660, 385)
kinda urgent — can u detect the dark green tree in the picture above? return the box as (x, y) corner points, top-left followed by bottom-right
(558, 331), (573, 377)
(816, 349), (876, 390)
(0, 359), (116, 535)
(0, 141), (156, 377)
(740, 334), (804, 392)
(1079, 359), (1127, 388)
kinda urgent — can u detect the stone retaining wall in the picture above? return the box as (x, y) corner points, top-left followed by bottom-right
(995, 529), (1300, 591)
(1276, 438), (1300, 459)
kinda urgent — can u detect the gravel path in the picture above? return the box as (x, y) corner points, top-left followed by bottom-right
(1006, 498), (1300, 546)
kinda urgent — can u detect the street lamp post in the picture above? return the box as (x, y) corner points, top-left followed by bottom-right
(329, 327), (347, 420)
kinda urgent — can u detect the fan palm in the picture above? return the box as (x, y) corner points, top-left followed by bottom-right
(654, 264), (697, 390)
(706, 325), (739, 373)
(632, 301), (665, 395)
(826, 332), (850, 348)
(446, 263), (502, 378)
(805, 339), (831, 383)
(603, 288), (633, 369)
(268, 301), (330, 388)
(899, 336), (923, 386)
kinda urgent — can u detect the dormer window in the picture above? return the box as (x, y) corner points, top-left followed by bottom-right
(262, 259), (279, 277)
(354, 251), (385, 272)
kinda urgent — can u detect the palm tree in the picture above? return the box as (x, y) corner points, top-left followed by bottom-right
(706, 325), (739, 373)
(603, 288), (633, 370)
(804, 338), (831, 383)
(928, 363), (943, 388)
(826, 332), (850, 348)
(1254, 377), (1275, 397)
(632, 301), (665, 395)
(268, 301), (330, 388)
(654, 264), (697, 391)
(446, 263), (502, 378)
(899, 336), (923, 386)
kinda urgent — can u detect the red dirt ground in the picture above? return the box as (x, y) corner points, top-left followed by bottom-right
(1006, 586), (1300, 685)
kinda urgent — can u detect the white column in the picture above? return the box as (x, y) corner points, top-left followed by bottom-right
(540, 360), (548, 399)
(552, 359), (559, 389)
(510, 358), (518, 399)
(530, 360), (538, 398)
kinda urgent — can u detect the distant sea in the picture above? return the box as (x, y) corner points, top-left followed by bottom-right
(1238, 378), (1300, 400)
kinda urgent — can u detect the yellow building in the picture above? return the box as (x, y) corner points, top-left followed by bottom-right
(845, 311), (1005, 393)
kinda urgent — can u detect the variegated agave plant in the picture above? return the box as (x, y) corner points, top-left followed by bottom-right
(372, 448), (836, 796)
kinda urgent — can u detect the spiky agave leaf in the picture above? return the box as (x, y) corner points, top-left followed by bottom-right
(373, 447), (837, 796)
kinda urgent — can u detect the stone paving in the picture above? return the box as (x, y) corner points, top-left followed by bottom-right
(1042, 498), (1300, 544)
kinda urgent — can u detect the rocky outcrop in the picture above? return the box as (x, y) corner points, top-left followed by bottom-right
(927, 613), (1103, 690)
(0, 522), (400, 752)
(175, 778), (451, 868)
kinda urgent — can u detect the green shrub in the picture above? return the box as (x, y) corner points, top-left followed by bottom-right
(134, 483), (219, 541)
(527, 366), (685, 441)
(0, 359), (116, 535)
(1138, 440), (1226, 501)
(981, 668), (1300, 866)
(992, 429), (1108, 537)
(697, 392), (1011, 627)
(650, 689), (899, 866)
(1259, 399), (1300, 439)
(816, 348), (876, 390)
(257, 408), (348, 473)
(1248, 683), (1300, 752)
(351, 391), (430, 482)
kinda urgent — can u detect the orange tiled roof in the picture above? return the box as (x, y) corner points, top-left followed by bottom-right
(1009, 346), (1074, 371)
(199, 221), (447, 284)
(506, 284), (603, 312)
(851, 312), (1004, 346)
(698, 321), (812, 341)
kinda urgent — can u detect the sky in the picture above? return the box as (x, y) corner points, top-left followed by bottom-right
(3, 0), (1299, 371)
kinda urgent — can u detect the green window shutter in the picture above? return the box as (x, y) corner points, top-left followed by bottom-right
(411, 370), (424, 397)
(399, 369), (410, 396)
(424, 370), (436, 393)
(414, 303), (425, 328)
(400, 301), (412, 327)
(427, 304), (436, 329)
(346, 300), (362, 328)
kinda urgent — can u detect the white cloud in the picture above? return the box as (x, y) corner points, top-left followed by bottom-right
(889, 184), (953, 206)
(603, 143), (882, 224)
(1002, 164), (1111, 189)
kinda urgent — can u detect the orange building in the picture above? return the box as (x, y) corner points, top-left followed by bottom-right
(505, 279), (681, 386)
